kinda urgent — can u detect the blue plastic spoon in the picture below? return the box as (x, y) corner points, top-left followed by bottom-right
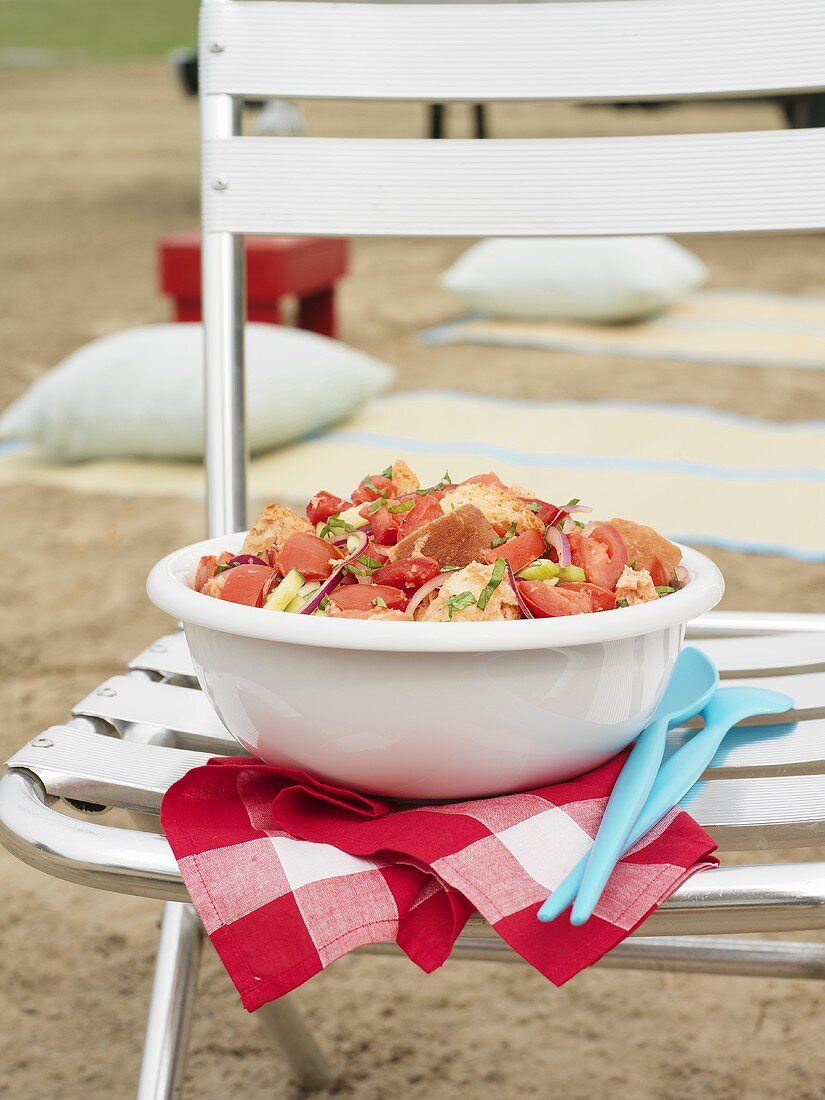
(537, 684), (792, 924)
(538, 647), (718, 925)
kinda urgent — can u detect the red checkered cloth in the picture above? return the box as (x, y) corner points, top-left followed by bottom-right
(161, 755), (717, 1011)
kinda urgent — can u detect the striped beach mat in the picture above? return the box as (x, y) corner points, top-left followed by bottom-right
(425, 289), (825, 371)
(2, 390), (823, 561)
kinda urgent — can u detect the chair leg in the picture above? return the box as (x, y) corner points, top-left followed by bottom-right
(429, 103), (445, 138)
(255, 995), (334, 1091)
(473, 103), (488, 138)
(136, 903), (203, 1100)
(297, 286), (336, 338)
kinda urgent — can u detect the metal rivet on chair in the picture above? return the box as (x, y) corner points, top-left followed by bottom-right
(212, 178), (229, 191)
(31, 736), (53, 749)
(96, 687), (118, 697)
(208, 41), (225, 53)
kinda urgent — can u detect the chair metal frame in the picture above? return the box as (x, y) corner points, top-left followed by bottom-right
(4, 1), (825, 1095)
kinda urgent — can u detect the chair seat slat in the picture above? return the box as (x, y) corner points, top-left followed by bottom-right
(202, 131), (825, 238)
(666, 718), (825, 779)
(72, 677), (232, 742)
(201, 0), (825, 102)
(130, 634), (195, 680)
(75, 667), (825, 741)
(688, 611), (825, 638)
(691, 633), (825, 678)
(9, 727), (825, 850)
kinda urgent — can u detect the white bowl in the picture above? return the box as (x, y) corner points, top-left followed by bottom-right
(147, 534), (723, 799)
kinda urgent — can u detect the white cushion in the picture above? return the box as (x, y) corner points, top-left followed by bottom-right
(441, 237), (707, 323)
(0, 323), (393, 462)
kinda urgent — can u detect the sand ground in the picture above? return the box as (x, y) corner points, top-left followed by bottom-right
(1, 61), (824, 1099)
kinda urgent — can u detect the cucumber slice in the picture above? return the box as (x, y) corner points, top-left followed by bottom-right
(284, 580), (322, 613)
(336, 505), (370, 530)
(517, 560), (560, 581)
(557, 565), (586, 583)
(516, 561), (586, 584)
(263, 568), (305, 612)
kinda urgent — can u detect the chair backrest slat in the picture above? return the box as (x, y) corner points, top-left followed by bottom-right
(201, 0), (825, 102)
(202, 129), (825, 237)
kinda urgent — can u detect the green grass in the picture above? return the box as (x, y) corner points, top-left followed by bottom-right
(2, 0), (201, 62)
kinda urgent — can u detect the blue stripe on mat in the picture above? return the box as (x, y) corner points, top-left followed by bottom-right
(0, 438), (26, 456)
(423, 298), (825, 370)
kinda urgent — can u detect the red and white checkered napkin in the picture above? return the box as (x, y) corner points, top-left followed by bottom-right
(161, 755), (717, 1012)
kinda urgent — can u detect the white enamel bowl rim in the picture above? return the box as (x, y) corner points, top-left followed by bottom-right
(147, 532), (724, 653)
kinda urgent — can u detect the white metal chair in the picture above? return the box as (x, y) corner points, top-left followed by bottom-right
(3, 1), (825, 1095)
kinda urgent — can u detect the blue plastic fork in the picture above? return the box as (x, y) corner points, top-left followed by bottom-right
(538, 683), (793, 924)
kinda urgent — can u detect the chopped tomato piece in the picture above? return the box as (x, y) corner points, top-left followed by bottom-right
(518, 497), (559, 526)
(306, 490), (349, 526)
(275, 532), (345, 581)
(366, 504), (403, 546)
(219, 564), (276, 607)
(645, 554), (669, 588)
(194, 555), (218, 592)
(462, 471), (508, 488)
(194, 552), (233, 592)
(365, 539), (391, 561)
(328, 583), (408, 612)
(569, 524), (628, 592)
(483, 529), (545, 573)
(398, 494), (442, 539)
(194, 555), (217, 592)
(517, 580), (592, 618)
(372, 556), (441, 595)
(351, 474), (398, 505)
(558, 582), (616, 613)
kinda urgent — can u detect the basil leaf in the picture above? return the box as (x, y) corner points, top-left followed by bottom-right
(447, 591), (476, 619)
(477, 557), (506, 611)
(616, 598), (630, 608)
(372, 596), (388, 609)
(490, 521), (517, 548)
(655, 586), (676, 596)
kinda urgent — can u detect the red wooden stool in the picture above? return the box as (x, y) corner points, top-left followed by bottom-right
(158, 231), (349, 338)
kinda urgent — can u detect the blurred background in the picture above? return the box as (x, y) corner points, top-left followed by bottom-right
(1, 2), (824, 1097)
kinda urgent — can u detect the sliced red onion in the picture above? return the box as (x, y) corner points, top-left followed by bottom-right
(300, 531), (370, 615)
(406, 572), (448, 617)
(544, 526), (571, 567)
(228, 553), (268, 567)
(582, 521), (598, 538)
(505, 562), (534, 619)
(550, 503), (592, 528)
(675, 564), (689, 588)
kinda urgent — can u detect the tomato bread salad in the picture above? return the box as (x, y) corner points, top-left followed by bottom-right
(193, 460), (686, 622)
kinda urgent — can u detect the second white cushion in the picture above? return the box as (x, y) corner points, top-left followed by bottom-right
(441, 237), (707, 323)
